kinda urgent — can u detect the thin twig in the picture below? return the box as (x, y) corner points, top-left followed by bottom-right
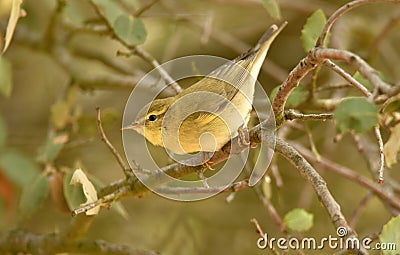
(349, 192), (373, 228)
(250, 218), (266, 239)
(134, 0), (160, 17)
(250, 218), (281, 255)
(128, 47), (183, 93)
(305, 124), (321, 162)
(72, 46), (133, 75)
(373, 125), (385, 184)
(313, 48), (393, 93)
(254, 187), (286, 232)
(293, 142), (400, 212)
(285, 109), (333, 121)
(316, 83), (353, 91)
(324, 59), (372, 97)
(369, 14), (400, 58)
(96, 108), (131, 177)
(310, 65), (321, 99)
(316, 0), (400, 47)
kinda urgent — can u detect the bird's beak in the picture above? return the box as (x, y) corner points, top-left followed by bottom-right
(121, 123), (143, 131)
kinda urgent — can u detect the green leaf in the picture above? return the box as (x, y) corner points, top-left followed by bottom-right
(301, 9), (327, 52)
(0, 150), (40, 187)
(379, 215), (400, 255)
(0, 115), (7, 150)
(284, 208), (314, 232)
(113, 15), (147, 45)
(261, 0), (281, 20)
(91, 0), (125, 24)
(19, 173), (49, 217)
(0, 56), (12, 97)
(353, 72), (373, 91)
(334, 97), (378, 134)
(270, 83), (309, 108)
(36, 133), (69, 163)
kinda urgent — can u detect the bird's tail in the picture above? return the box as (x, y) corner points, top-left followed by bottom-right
(235, 21), (287, 78)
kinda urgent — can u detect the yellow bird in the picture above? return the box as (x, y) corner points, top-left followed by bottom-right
(124, 22), (286, 155)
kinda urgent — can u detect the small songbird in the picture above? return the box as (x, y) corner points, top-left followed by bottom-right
(123, 22), (286, 155)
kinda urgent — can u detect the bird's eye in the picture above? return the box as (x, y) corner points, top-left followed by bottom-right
(148, 114), (157, 122)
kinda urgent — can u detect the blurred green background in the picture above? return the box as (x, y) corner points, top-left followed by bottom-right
(0, 0), (399, 254)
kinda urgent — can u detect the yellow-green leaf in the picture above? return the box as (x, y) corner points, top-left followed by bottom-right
(260, 0), (281, 20)
(301, 9), (327, 52)
(379, 216), (400, 255)
(284, 208), (314, 232)
(384, 123), (400, 168)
